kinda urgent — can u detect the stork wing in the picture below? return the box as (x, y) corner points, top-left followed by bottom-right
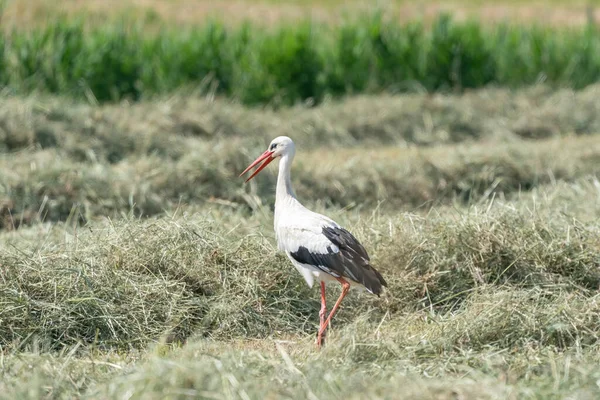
(277, 218), (387, 295)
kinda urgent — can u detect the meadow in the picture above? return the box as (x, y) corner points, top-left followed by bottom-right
(1, 85), (600, 399)
(2, 1), (600, 399)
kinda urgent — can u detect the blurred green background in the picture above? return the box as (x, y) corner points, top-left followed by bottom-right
(2, 0), (600, 105)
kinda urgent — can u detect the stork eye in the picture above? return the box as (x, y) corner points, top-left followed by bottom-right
(270, 143), (277, 151)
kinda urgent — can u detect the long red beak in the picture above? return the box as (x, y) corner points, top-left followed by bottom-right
(240, 150), (275, 183)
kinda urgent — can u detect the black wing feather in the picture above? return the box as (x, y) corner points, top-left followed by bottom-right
(290, 226), (387, 295)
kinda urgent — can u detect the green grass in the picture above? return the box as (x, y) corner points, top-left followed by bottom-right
(1, 85), (600, 398)
(3, 14), (600, 105)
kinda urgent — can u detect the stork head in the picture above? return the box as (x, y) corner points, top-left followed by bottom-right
(240, 136), (295, 182)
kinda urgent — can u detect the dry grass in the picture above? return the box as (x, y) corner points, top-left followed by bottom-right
(3, 85), (599, 152)
(1, 86), (600, 228)
(1, 178), (600, 398)
(3, 182), (599, 349)
(4, 0), (600, 30)
(1, 86), (600, 398)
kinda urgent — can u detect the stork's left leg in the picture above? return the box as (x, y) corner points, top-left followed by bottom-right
(317, 277), (350, 345)
(317, 281), (327, 348)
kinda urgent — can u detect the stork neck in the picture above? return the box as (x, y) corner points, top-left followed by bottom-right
(276, 153), (296, 203)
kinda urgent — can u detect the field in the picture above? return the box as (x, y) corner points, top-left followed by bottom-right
(3, 5), (600, 105)
(5, 0), (600, 28)
(2, 86), (600, 399)
(2, 1), (600, 399)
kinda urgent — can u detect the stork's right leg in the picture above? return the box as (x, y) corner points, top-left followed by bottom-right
(317, 281), (327, 348)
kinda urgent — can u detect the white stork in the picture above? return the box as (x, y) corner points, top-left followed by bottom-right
(240, 136), (387, 348)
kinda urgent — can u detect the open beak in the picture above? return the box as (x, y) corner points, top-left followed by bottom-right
(240, 150), (275, 183)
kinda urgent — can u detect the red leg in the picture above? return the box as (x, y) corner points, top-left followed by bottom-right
(317, 281), (327, 348)
(317, 277), (350, 346)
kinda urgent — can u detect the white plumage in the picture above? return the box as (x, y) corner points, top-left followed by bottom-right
(276, 208), (343, 288)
